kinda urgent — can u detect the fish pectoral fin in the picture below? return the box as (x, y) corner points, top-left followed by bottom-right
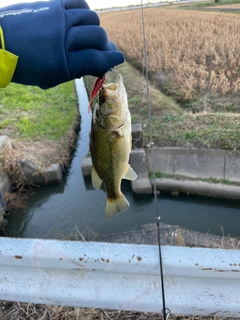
(91, 166), (102, 190)
(106, 194), (130, 219)
(123, 165), (137, 181)
(110, 122), (126, 136)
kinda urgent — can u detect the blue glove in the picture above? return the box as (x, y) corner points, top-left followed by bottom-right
(0, 0), (124, 89)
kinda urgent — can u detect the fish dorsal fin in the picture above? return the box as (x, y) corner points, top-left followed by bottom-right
(91, 166), (102, 190)
(123, 166), (137, 181)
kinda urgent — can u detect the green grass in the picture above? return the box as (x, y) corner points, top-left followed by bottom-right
(156, 112), (240, 150)
(201, 177), (232, 184)
(191, 0), (240, 7)
(149, 171), (232, 185)
(0, 81), (78, 139)
(149, 171), (174, 180)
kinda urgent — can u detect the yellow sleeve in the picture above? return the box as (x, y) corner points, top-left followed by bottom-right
(0, 27), (18, 88)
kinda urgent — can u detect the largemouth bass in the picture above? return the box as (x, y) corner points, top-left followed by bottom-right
(90, 74), (137, 219)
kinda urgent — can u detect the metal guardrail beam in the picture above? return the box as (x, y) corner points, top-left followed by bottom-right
(0, 237), (240, 317)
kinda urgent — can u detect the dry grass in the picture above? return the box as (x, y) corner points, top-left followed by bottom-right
(0, 128), (78, 188)
(100, 8), (240, 102)
(95, 8), (240, 151)
(1, 302), (239, 320)
(0, 302), (165, 320)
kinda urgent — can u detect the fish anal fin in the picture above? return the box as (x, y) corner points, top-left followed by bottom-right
(106, 194), (130, 219)
(91, 166), (102, 190)
(123, 165), (137, 181)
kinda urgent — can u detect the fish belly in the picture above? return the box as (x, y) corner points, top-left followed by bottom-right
(91, 122), (131, 199)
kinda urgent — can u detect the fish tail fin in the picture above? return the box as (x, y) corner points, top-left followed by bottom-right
(106, 193), (130, 219)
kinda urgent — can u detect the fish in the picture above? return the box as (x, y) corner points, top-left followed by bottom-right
(90, 74), (137, 219)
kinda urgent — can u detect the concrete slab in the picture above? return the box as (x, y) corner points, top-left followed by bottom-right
(175, 153), (199, 178)
(147, 147), (226, 179)
(81, 157), (92, 176)
(131, 177), (152, 194)
(131, 124), (143, 149)
(130, 149), (152, 194)
(129, 149), (149, 178)
(197, 153), (224, 179)
(155, 178), (240, 200)
(175, 151), (225, 179)
(19, 159), (42, 184)
(0, 193), (6, 228)
(0, 136), (12, 194)
(225, 155), (240, 182)
(147, 148), (175, 174)
(19, 160), (62, 185)
(0, 172), (11, 193)
(0, 135), (12, 150)
(45, 164), (62, 184)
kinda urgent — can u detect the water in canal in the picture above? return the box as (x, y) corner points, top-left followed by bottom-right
(5, 79), (240, 239)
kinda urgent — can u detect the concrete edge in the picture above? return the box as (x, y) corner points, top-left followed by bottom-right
(0, 136), (13, 227)
(154, 178), (240, 200)
(19, 159), (63, 185)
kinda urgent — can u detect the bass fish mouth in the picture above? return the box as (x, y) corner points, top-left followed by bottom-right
(99, 74), (126, 103)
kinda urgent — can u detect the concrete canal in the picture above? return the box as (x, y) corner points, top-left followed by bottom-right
(5, 79), (240, 239)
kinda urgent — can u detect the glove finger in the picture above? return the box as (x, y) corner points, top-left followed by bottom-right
(62, 0), (90, 9)
(65, 9), (100, 29)
(68, 49), (125, 78)
(67, 26), (115, 51)
(107, 41), (118, 51)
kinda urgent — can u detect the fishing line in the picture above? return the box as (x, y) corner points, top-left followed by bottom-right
(140, 2), (170, 319)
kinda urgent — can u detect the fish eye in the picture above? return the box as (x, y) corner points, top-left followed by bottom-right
(99, 95), (106, 104)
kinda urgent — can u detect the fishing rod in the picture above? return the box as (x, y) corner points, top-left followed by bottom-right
(140, 2), (170, 319)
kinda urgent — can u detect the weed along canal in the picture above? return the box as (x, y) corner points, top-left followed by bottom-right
(5, 79), (240, 239)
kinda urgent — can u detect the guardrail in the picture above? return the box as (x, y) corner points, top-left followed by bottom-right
(0, 237), (240, 317)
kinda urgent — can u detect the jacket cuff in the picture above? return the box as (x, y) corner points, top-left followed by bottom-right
(0, 27), (18, 88)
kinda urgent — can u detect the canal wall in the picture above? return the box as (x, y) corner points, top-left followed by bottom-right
(82, 123), (240, 199)
(0, 135), (62, 194)
(147, 147), (240, 182)
(82, 147), (240, 200)
(0, 135), (63, 228)
(0, 136), (12, 194)
(0, 136), (12, 226)
(94, 222), (240, 249)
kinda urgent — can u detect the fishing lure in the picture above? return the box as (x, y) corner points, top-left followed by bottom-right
(88, 75), (106, 113)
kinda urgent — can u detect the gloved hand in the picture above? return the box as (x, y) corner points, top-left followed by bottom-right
(0, 0), (124, 89)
